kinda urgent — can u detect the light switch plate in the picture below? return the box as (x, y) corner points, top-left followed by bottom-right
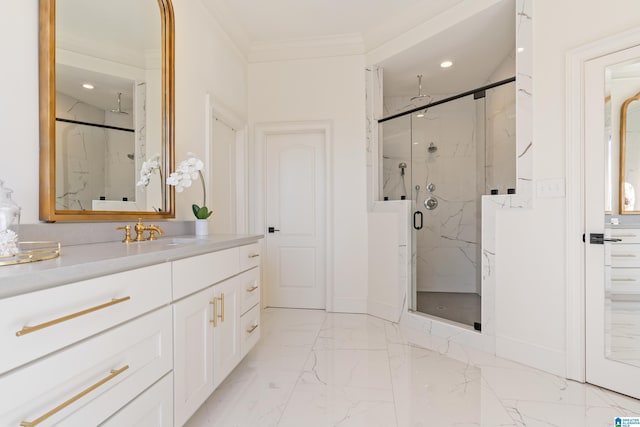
(536, 178), (565, 198)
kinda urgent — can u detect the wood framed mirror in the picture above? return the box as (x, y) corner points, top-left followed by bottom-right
(619, 91), (640, 214)
(39, 0), (175, 221)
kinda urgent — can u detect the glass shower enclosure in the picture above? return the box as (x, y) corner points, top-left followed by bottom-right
(379, 79), (516, 328)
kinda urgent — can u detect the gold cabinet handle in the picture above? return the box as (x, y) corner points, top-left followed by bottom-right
(248, 253), (260, 258)
(246, 285), (259, 293)
(246, 324), (258, 334)
(210, 297), (218, 327)
(219, 293), (225, 322)
(16, 296), (131, 337)
(611, 254), (637, 258)
(20, 365), (129, 426)
(611, 278), (637, 282)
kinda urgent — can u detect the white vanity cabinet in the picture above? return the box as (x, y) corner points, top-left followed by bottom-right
(172, 243), (261, 427)
(173, 286), (216, 426)
(0, 296), (173, 426)
(0, 236), (262, 427)
(607, 227), (640, 298)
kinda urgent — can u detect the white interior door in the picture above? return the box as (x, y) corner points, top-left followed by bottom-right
(585, 44), (640, 399)
(211, 118), (237, 234)
(265, 131), (326, 309)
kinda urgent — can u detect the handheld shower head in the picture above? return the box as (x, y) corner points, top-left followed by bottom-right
(398, 162), (407, 176)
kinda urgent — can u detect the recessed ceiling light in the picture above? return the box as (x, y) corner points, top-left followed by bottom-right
(517, 47), (524, 53)
(82, 83), (94, 90)
(413, 142), (419, 145)
(440, 61), (453, 68)
(416, 112), (425, 118)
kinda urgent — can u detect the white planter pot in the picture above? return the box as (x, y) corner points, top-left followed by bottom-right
(195, 219), (209, 236)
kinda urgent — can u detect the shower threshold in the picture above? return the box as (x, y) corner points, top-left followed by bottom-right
(415, 291), (480, 327)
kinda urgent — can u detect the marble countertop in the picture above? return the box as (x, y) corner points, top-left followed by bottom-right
(0, 234), (263, 300)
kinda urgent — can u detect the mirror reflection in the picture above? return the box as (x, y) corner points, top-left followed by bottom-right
(621, 93), (640, 213)
(56, 0), (161, 212)
(40, 0), (174, 220)
(604, 58), (640, 368)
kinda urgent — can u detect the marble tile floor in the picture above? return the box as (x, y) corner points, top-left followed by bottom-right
(185, 308), (640, 427)
(416, 291), (481, 327)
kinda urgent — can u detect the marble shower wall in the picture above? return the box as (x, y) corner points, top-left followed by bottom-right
(55, 92), (136, 210)
(412, 97), (480, 294)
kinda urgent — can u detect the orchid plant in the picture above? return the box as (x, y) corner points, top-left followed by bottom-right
(136, 153), (162, 189)
(166, 153), (213, 219)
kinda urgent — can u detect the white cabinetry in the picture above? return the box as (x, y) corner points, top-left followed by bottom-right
(0, 304), (172, 426)
(212, 277), (242, 388)
(172, 243), (261, 426)
(173, 287), (216, 426)
(0, 238), (261, 427)
(607, 227), (640, 298)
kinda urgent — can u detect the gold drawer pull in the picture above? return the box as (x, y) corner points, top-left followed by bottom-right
(20, 365), (129, 426)
(219, 293), (225, 322)
(611, 278), (637, 282)
(246, 324), (258, 334)
(611, 254), (637, 258)
(246, 285), (259, 293)
(16, 296), (131, 337)
(248, 253), (260, 258)
(210, 297), (218, 327)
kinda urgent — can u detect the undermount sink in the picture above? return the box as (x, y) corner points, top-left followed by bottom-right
(163, 237), (201, 245)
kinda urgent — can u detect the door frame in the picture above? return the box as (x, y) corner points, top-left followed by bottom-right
(566, 27), (640, 383)
(205, 93), (249, 234)
(253, 121), (334, 311)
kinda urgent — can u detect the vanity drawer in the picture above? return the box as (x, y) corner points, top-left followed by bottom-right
(239, 267), (260, 315)
(0, 263), (171, 374)
(0, 306), (172, 427)
(610, 228), (640, 244)
(609, 244), (640, 268)
(102, 373), (173, 427)
(172, 247), (239, 300)
(607, 267), (640, 294)
(240, 303), (260, 357)
(238, 242), (261, 271)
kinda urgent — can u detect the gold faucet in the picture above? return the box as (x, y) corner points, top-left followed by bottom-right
(117, 219), (165, 242)
(145, 224), (164, 240)
(116, 225), (134, 243)
(133, 219), (147, 241)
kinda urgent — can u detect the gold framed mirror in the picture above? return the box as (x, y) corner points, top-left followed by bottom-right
(39, 0), (175, 221)
(619, 91), (640, 214)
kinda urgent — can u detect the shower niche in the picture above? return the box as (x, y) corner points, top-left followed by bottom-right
(379, 80), (516, 327)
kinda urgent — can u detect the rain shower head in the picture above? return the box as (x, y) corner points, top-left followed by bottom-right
(410, 75), (431, 102)
(110, 92), (129, 115)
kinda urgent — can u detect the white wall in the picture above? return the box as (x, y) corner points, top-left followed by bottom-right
(494, 1), (640, 376)
(0, 0), (248, 223)
(249, 55), (368, 312)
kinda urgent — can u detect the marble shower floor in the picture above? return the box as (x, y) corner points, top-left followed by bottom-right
(184, 308), (640, 427)
(415, 291), (481, 327)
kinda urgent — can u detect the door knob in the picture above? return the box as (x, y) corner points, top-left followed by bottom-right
(589, 233), (622, 244)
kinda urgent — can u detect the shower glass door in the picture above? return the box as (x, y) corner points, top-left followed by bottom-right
(410, 94), (484, 327)
(379, 80), (515, 328)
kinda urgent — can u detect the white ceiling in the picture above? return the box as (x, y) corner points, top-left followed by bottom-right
(380, 0), (515, 97)
(207, 0), (515, 98)
(202, 0), (465, 52)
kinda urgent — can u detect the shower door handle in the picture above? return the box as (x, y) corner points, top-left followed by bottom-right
(413, 211), (423, 230)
